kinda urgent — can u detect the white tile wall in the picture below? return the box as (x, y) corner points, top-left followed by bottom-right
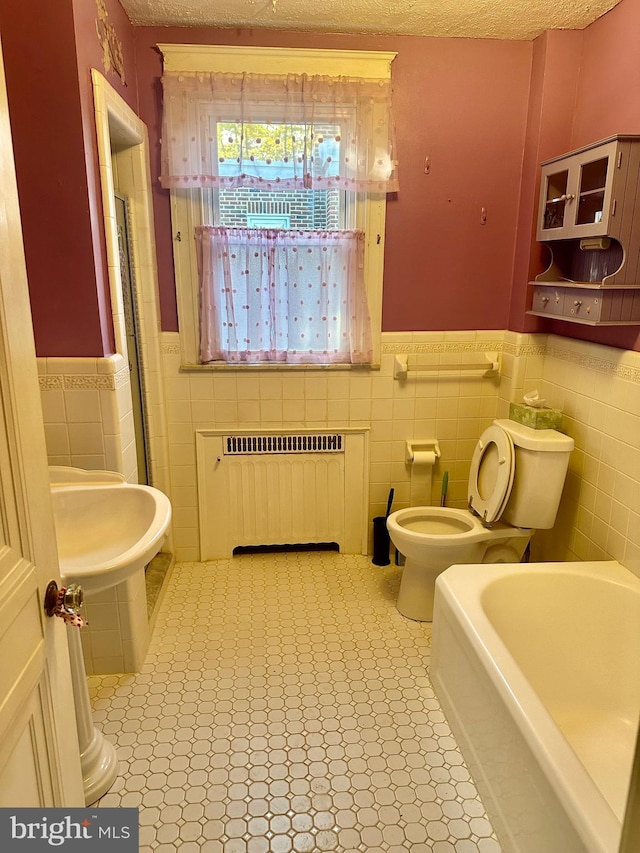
(40, 330), (640, 593)
(160, 329), (640, 580)
(161, 331), (505, 560)
(38, 353), (137, 481)
(532, 335), (640, 576)
(38, 354), (152, 675)
(80, 567), (149, 676)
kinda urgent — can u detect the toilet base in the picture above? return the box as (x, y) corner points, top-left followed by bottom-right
(395, 536), (531, 622)
(396, 557), (439, 621)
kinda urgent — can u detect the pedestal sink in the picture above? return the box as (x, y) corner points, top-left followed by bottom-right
(51, 483), (172, 594)
(50, 479), (172, 804)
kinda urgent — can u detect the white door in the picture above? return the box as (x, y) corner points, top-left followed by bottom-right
(0, 34), (84, 806)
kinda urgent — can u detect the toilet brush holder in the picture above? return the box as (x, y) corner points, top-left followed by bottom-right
(372, 516), (391, 566)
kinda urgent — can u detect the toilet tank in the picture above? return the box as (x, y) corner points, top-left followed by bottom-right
(496, 419), (574, 530)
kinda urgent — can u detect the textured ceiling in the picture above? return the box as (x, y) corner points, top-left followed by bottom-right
(119, 0), (622, 40)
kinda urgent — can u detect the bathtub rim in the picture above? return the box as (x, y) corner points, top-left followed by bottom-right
(432, 559), (638, 853)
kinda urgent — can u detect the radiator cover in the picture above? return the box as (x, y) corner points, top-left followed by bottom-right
(196, 429), (369, 559)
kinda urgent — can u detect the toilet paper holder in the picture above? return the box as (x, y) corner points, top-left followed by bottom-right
(406, 439), (441, 464)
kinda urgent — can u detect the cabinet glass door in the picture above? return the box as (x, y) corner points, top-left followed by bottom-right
(541, 168), (570, 232)
(576, 157), (608, 225)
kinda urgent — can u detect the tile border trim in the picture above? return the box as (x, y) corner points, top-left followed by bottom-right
(38, 365), (130, 392)
(382, 340), (506, 355)
(161, 329), (640, 382)
(545, 343), (640, 383)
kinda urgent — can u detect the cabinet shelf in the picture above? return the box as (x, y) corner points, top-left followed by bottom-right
(527, 312), (640, 326)
(531, 136), (640, 327)
(536, 137), (627, 242)
(529, 277), (640, 325)
(533, 279), (639, 290)
(579, 188), (605, 199)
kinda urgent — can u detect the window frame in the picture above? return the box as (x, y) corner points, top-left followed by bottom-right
(160, 44), (396, 369)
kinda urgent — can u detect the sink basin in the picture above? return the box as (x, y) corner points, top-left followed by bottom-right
(51, 482), (172, 594)
(49, 465), (127, 485)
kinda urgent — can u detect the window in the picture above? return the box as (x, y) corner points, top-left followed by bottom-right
(160, 45), (397, 368)
(215, 120), (350, 232)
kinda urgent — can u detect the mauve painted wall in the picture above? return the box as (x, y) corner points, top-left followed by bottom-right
(0, 0), (137, 357)
(71, 0), (139, 355)
(126, 0), (640, 352)
(4, 0), (640, 354)
(381, 38), (530, 332)
(508, 30), (583, 335)
(524, 0), (640, 351)
(572, 0), (640, 148)
(132, 27), (532, 333)
(0, 0), (105, 356)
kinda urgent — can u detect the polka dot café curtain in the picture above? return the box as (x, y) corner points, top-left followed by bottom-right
(160, 71), (399, 194)
(196, 226), (373, 364)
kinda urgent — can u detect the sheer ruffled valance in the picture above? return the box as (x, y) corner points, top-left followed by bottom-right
(160, 71), (399, 193)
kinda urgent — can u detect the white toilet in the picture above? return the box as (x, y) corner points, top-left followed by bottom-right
(387, 418), (574, 621)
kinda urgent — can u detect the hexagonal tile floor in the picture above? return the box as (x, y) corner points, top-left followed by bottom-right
(89, 552), (501, 852)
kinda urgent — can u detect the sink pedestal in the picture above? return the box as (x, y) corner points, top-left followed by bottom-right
(67, 626), (118, 804)
(51, 479), (172, 803)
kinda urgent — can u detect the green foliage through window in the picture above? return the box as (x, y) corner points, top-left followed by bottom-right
(217, 122), (340, 164)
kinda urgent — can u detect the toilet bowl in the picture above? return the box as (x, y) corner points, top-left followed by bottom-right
(387, 506), (531, 621)
(387, 419), (574, 621)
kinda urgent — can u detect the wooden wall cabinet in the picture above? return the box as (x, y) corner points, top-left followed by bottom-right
(529, 135), (640, 326)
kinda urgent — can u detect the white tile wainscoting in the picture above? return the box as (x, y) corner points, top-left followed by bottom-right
(39, 331), (640, 675)
(80, 566), (149, 676)
(534, 336), (640, 572)
(160, 330), (509, 561)
(38, 353), (138, 482)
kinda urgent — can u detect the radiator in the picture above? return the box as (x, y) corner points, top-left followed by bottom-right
(196, 429), (368, 559)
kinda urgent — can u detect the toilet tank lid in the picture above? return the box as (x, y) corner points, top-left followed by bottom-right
(494, 419), (575, 452)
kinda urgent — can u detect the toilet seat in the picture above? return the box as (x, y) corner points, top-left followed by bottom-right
(468, 425), (515, 524)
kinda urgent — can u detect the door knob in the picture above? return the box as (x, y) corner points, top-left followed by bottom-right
(44, 580), (87, 627)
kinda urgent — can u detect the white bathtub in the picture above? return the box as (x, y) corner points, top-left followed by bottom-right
(431, 560), (640, 853)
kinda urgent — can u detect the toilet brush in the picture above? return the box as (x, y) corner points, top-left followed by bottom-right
(372, 488), (394, 566)
(440, 471), (449, 507)
(385, 487), (395, 519)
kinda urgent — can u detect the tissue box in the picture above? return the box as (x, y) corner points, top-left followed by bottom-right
(509, 402), (562, 430)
